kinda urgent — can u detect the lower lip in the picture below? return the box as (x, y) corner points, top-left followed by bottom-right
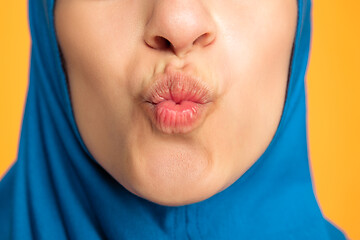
(144, 100), (210, 134)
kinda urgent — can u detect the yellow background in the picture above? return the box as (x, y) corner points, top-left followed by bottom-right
(1, 0), (359, 239)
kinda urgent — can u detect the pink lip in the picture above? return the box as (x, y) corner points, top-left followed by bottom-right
(142, 71), (213, 134)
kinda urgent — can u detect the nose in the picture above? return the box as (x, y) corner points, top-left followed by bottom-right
(144, 0), (217, 57)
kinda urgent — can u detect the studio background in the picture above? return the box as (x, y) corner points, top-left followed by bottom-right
(1, 1), (359, 239)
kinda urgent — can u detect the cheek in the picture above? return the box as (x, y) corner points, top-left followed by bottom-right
(55, 0), (146, 95)
(204, 0), (297, 167)
(215, 0), (296, 110)
(54, 1), (147, 166)
(218, 1), (296, 79)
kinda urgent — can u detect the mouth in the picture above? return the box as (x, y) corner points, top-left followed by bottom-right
(141, 71), (214, 134)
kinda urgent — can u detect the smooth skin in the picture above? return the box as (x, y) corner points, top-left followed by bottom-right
(54, 0), (297, 206)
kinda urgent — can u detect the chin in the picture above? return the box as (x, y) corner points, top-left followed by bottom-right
(119, 148), (224, 206)
(127, 172), (223, 207)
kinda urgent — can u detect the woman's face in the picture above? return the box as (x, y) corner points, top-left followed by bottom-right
(55, 0), (297, 206)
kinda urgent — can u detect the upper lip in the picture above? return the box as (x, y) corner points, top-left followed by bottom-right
(142, 71), (214, 105)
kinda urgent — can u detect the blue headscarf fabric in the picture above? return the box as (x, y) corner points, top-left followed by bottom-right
(0, 0), (348, 239)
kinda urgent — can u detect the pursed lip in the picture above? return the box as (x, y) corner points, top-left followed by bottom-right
(141, 71), (214, 134)
(142, 71), (213, 105)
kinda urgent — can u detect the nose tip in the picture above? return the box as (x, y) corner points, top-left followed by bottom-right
(144, 0), (216, 57)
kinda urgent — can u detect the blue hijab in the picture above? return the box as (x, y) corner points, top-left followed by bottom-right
(0, 0), (347, 239)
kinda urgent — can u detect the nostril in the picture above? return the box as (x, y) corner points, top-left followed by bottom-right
(194, 32), (215, 47)
(154, 36), (171, 50)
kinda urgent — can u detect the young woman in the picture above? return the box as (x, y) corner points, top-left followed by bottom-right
(0, 0), (347, 239)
